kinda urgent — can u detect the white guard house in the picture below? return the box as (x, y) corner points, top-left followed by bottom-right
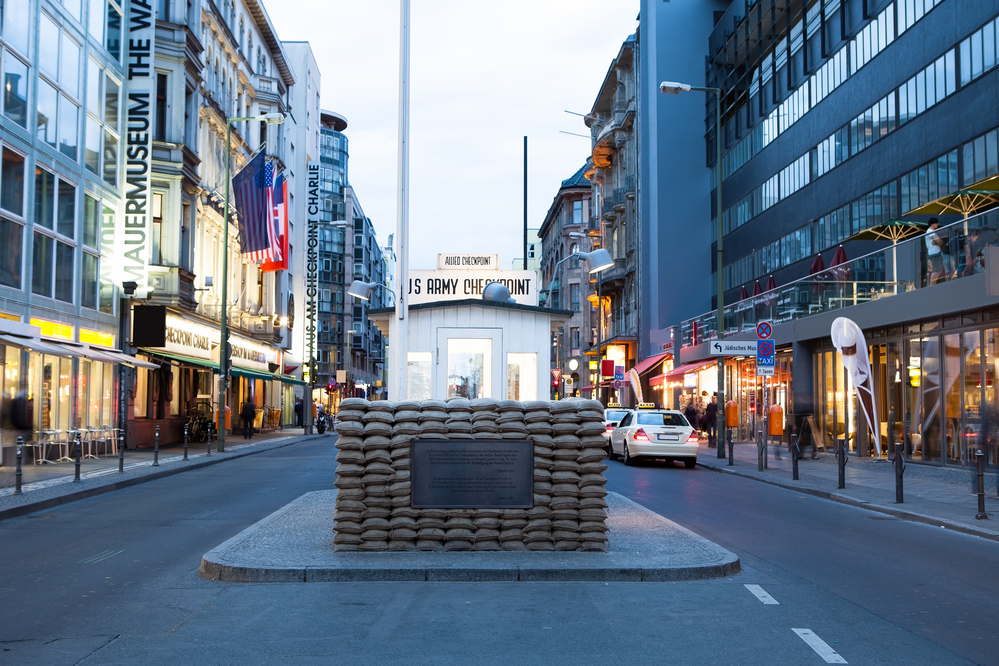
(365, 257), (572, 400)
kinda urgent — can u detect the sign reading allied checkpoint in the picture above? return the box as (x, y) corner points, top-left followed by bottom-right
(411, 439), (534, 508)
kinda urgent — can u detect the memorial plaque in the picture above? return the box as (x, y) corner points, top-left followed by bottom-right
(411, 439), (534, 508)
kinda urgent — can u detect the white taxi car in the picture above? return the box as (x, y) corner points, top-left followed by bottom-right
(602, 404), (630, 442)
(608, 404), (698, 468)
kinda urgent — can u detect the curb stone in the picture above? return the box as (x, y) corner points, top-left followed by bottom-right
(0, 435), (327, 522)
(696, 460), (999, 543)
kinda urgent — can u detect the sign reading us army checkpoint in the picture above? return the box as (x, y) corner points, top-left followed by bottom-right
(411, 439), (534, 508)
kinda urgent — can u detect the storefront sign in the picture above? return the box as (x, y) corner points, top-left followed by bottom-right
(162, 315), (277, 370)
(407, 269), (538, 306)
(305, 162), (320, 386)
(80, 328), (115, 347)
(436, 254), (500, 270)
(121, 0), (156, 295)
(0, 311), (20, 323)
(30, 318), (74, 341)
(411, 439), (533, 508)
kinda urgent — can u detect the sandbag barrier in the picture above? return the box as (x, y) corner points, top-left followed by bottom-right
(332, 397), (610, 552)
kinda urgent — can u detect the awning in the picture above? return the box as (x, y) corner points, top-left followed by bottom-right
(649, 374), (666, 386)
(0, 335), (82, 357)
(233, 366), (307, 385)
(140, 349), (219, 372)
(90, 347), (160, 369)
(578, 385), (594, 393)
(664, 359), (717, 381)
(633, 351), (671, 376)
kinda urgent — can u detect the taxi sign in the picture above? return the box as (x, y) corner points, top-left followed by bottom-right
(607, 402), (622, 408)
(637, 402), (657, 410)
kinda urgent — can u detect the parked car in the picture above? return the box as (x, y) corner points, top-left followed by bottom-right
(608, 405), (698, 468)
(603, 405), (630, 444)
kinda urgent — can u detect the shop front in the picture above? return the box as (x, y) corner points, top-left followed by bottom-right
(813, 313), (999, 468)
(133, 308), (299, 445)
(0, 316), (151, 465)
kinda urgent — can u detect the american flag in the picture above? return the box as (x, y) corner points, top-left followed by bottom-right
(233, 152), (279, 263)
(260, 173), (288, 273)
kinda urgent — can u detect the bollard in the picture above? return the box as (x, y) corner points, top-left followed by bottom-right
(153, 425), (160, 467)
(893, 442), (905, 504)
(792, 432), (800, 481)
(118, 434), (124, 474)
(14, 436), (23, 495)
(976, 450), (989, 520)
(727, 428), (734, 466)
(836, 440), (847, 489)
(757, 432), (764, 472)
(183, 423), (189, 461)
(207, 421), (213, 456)
(74, 431), (82, 482)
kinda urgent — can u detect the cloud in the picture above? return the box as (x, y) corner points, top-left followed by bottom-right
(270, 0), (639, 269)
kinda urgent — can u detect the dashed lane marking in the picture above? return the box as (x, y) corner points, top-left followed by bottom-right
(744, 584), (779, 604)
(189, 509), (218, 519)
(79, 550), (124, 564)
(793, 628), (847, 663)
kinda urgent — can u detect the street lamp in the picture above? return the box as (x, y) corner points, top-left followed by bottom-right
(540, 248), (614, 400)
(347, 280), (394, 302)
(661, 80), (727, 458)
(218, 112), (285, 452)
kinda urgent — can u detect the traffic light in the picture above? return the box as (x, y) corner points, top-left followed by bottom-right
(222, 329), (232, 376)
(326, 379), (335, 393)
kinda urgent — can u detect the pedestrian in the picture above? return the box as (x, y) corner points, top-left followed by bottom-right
(925, 218), (946, 284)
(294, 399), (303, 427)
(684, 401), (697, 432)
(705, 396), (718, 448)
(240, 401), (256, 439)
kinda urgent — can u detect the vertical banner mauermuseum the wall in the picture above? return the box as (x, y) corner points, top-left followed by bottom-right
(122, 0), (155, 296)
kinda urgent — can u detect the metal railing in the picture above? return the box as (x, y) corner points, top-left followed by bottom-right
(680, 208), (999, 347)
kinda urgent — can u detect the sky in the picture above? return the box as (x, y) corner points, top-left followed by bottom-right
(268, 0), (641, 270)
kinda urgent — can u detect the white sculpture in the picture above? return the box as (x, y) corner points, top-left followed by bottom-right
(831, 317), (880, 457)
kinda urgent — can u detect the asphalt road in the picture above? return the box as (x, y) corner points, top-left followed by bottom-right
(0, 438), (996, 665)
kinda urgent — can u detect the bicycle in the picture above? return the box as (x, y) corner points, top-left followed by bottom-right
(187, 408), (210, 444)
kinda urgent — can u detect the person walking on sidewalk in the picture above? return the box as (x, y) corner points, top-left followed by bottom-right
(294, 399), (303, 427)
(240, 401), (256, 440)
(705, 396), (718, 448)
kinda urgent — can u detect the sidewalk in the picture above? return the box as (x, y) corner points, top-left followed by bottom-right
(695, 440), (999, 541)
(0, 428), (330, 521)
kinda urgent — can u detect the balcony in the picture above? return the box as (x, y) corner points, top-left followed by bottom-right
(678, 205), (999, 348)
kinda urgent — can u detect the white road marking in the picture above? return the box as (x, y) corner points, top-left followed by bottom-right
(79, 549), (124, 564)
(793, 628), (847, 663)
(744, 584), (779, 604)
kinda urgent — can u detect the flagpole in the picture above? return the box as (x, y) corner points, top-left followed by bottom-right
(392, 0), (411, 401)
(219, 119), (232, 452)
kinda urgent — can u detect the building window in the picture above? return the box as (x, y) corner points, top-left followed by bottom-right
(572, 200), (582, 225)
(571, 327), (580, 352)
(85, 59), (120, 187)
(89, 0), (123, 62)
(32, 169), (77, 303)
(570, 283), (580, 312)
(157, 0), (170, 21)
(155, 72), (168, 141)
(37, 13), (82, 161)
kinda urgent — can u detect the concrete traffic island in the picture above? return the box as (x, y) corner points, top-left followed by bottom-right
(199, 490), (741, 582)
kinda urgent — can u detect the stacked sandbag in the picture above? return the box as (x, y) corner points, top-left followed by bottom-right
(388, 399), (421, 551)
(334, 397), (610, 553)
(469, 397), (501, 439)
(444, 397), (473, 439)
(332, 398), (370, 551)
(575, 399), (610, 552)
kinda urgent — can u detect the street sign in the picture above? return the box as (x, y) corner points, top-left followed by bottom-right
(756, 339), (775, 376)
(613, 379), (623, 389)
(709, 340), (757, 356)
(614, 366), (625, 381)
(756, 321), (772, 340)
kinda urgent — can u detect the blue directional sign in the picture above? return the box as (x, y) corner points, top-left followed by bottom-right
(756, 340), (775, 377)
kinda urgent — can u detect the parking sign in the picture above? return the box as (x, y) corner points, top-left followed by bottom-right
(756, 340), (775, 376)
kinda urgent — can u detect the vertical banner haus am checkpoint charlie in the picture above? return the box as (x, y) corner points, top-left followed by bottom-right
(122, 0), (156, 295)
(306, 163), (320, 380)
